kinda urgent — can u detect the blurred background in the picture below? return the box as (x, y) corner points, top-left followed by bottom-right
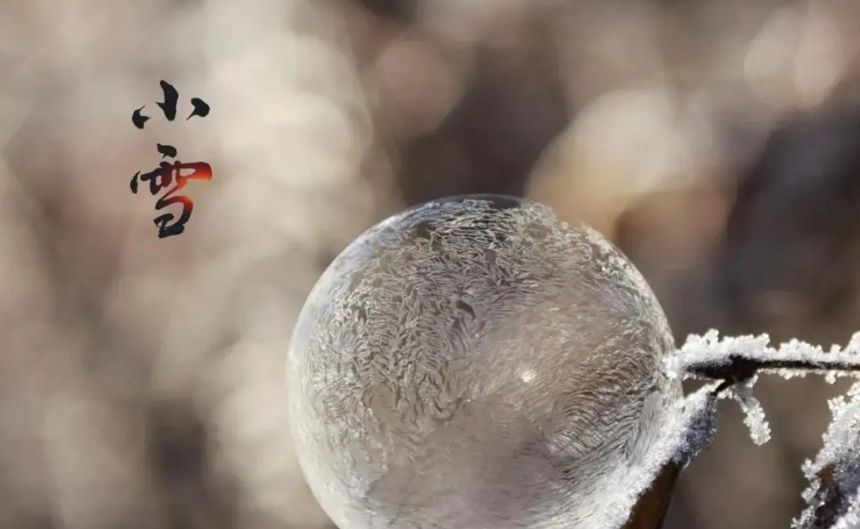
(0, 0), (859, 527)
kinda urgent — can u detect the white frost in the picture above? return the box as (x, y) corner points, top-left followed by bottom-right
(793, 381), (860, 529)
(665, 331), (860, 449)
(726, 379), (771, 446)
(666, 330), (860, 383)
(667, 330), (860, 528)
(602, 384), (719, 529)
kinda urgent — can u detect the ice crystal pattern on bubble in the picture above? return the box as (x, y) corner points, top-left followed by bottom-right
(289, 194), (860, 529)
(288, 196), (689, 529)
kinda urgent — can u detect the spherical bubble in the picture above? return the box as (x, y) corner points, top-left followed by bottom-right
(288, 195), (681, 529)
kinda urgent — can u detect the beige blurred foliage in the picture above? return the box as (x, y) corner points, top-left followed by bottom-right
(1, 0), (860, 528)
(0, 0), (397, 528)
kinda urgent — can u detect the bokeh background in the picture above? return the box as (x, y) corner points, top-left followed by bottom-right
(0, 0), (859, 527)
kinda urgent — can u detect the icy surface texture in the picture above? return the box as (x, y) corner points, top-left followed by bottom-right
(667, 330), (860, 528)
(666, 331), (860, 447)
(599, 383), (718, 527)
(288, 195), (683, 529)
(794, 381), (860, 529)
(667, 331), (860, 382)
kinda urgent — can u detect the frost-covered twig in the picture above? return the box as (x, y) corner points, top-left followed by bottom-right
(794, 382), (860, 529)
(664, 331), (860, 446)
(667, 331), (860, 387)
(666, 331), (860, 528)
(725, 378), (772, 445)
(619, 384), (719, 529)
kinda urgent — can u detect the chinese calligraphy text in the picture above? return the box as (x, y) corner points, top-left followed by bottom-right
(130, 81), (212, 239)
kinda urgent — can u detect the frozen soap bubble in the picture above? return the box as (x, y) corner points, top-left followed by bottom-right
(288, 195), (681, 529)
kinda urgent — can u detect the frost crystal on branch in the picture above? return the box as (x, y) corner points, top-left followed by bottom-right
(609, 384), (718, 529)
(794, 382), (860, 529)
(664, 331), (860, 446)
(666, 331), (860, 384)
(725, 378), (771, 445)
(667, 331), (860, 528)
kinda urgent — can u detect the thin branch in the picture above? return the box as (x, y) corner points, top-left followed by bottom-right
(666, 331), (860, 386)
(668, 331), (860, 529)
(687, 355), (860, 387)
